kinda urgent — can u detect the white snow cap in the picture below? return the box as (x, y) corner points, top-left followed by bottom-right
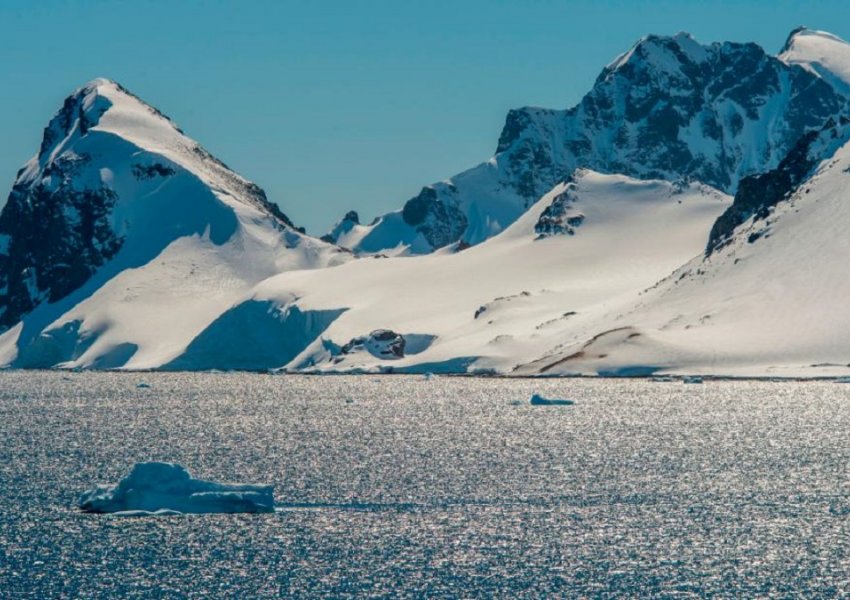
(779, 27), (850, 93)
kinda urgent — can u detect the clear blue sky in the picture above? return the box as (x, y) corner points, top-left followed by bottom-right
(1, 0), (848, 234)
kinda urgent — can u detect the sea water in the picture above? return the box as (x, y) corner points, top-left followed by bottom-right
(1, 372), (850, 597)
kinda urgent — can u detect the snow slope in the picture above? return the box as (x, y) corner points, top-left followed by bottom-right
(207, 171), (729, 373)
(328, 29), (846, 255)
(0, 79), (349, 368)
(779, 27), (850, 95)
(518, 120), (850, 378)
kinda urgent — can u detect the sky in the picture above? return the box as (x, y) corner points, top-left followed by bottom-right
(1, 0), (850, 235)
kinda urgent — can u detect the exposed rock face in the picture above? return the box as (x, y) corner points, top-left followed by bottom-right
(132, 162), (176, 179)
(534, 182), (585, 238)
(401, 187), (468, 249)
(499, 34), (843, 199)
(707, 115), (850, 254)
(0, 88), (125, 330)
(0, 181), (121, 330)
(343, 30), (849, 254)
(498, 34), (845, 196)
(321, 210), (360, 244)
(341, 329), (406, 360)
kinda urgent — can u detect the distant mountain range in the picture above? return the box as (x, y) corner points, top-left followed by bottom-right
(324, 27), (850, 256)
(1, 28), (850, 376)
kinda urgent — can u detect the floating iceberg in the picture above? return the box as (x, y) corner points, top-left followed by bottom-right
(529, 393), (575, 406)
(78, 462), (275, 515)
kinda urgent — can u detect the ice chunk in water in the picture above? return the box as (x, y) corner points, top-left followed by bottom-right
(529, 393), (575, 406)
(78, 462), (274, 515)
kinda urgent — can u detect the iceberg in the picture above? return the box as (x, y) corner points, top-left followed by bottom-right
(78, 462), (275, 515)
(529, 393), (575, 406)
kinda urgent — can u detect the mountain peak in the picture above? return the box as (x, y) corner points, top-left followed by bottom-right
(78, 77), (121, 95)
(342, 27), (846, 256)
(605, 31), (708, 74)
(33, 78), (184, 172)
(0, 77), (312, 332)
(778, 27), (850, 93)
(781, 27), (848, 53)
(29, 78), (302, 231)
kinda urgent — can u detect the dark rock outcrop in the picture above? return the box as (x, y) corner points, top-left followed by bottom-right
(341, 329), (406, 360)
(321, 210), (359, 244)
(706, 116), (850, 254)
(401, 187), (468, 249)
(0, 167), (122, 330)
(534, 182), (585, 238)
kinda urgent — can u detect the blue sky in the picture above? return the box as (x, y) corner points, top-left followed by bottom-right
(1, 0), (849, 234)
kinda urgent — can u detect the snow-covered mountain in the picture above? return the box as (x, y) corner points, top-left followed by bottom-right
(4, 28), (850, 375)
(779, 27), (850, 95)
(211, 171), (728, 373)
(0, 79), (349, 368)
(327, 28), (849, 255)
(516, 116), (850, 378)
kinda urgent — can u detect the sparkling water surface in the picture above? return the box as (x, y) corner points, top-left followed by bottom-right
(2, 372), (850, 598)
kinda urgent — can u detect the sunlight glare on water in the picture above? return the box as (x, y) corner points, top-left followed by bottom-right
(1, 372), (850, 597)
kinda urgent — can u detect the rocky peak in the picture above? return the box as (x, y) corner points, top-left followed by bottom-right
(601, 31), (709, 80)
(498, 32), (844, 198)
(778, 27), (850, 95)
(321, 210), (361, 245)
(37, 80), (110, 163)
(0, 78), (302, 331)
(780, 26), (847, 54)
(780, 26), (813, 54)
(339, 30), (850, 256)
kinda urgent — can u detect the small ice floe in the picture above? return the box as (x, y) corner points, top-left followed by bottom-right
(651, 375), (675, 382)
(78, 462), (274, 515)
(529, 393), (575, 406)
(422, 372), (434, 381)
(682, 375), (704, 384)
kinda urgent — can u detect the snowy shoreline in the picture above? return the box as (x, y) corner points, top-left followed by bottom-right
(5, 367), (850, 382)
